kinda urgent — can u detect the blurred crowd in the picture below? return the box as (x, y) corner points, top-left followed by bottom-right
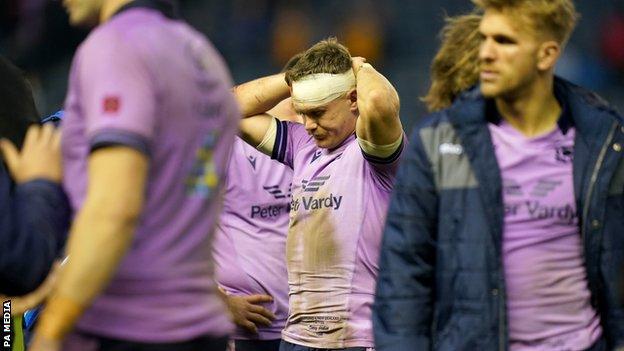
(1, 0), (623, 131)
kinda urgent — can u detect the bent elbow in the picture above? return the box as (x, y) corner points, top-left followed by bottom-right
(365, 89), (400, 120)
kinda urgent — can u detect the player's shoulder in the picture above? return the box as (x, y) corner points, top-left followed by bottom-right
(412, 85), (484, 138)
(410, 109), (455, 141)
(282, 120), (312, 142)
(555, 77), (624, 125)
(282, 120), (305, 131)
(77, 23), (130, 59)
(79, 10), (162, 55)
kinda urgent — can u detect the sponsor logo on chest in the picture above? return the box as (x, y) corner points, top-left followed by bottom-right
(290, 175), (343, 212)
(249, 184), (292, 219)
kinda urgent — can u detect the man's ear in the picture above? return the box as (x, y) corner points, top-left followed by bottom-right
(537, 40), (561, 71)
(348, 89), (358, 114)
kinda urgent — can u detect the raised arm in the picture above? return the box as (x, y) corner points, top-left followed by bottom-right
(373, 131), (438, 351)
(234, 73), (290, 148)
(353, 58), (402, 146)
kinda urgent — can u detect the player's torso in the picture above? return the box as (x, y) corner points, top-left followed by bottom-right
(283, 136), (388, 348)
(213, 138), (291, 339)
(62, 9), (237, 251)
(61, 8), (237, 340)
(489, 122), (602, 349)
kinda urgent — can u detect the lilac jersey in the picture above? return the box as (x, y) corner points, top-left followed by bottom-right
(489, 121), (602, 350)
(61, 6), (238, 342)
(271, 121), (403, 348)
(213, 137), (291, 340)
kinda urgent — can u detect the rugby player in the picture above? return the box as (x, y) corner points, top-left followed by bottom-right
(237, 38), (404, 350)
(374, 1), (624, 350)
(213, 54), (303, 351)
(31, 0), (239, 350)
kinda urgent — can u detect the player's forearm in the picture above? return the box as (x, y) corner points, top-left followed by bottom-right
(355, 64), (402, 144)
(232, 73), (290, 118)
(35, 199), (140, 340)
(356, 64), (400, 118)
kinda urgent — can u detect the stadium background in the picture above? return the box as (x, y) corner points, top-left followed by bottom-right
(0, 0), (623, 132)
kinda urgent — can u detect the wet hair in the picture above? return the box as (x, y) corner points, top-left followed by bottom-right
(423, 12), (483, 112)
(285, 37), (352, 85)
(0, 55), (39, 149)
(472, 0), (579, 44)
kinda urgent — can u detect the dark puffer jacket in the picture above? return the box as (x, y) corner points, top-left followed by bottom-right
(373, 78), (624, 351)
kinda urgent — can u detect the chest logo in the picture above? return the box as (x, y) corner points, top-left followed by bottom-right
(263, 184), (292, 199)
(247, 155), (257, 170)
(503, 178), (523, 196)
(311, 150), (323, 163)
(301, 175), (330, 192)
(555, 145), (574, 164)
(530, 179), (562, 197)
(439, 143), (463, 155)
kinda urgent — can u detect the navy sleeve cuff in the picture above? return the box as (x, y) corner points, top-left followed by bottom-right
(90, 129), (151, 156)
(271, 119), (288, 163)
(362, 138), (405, 165)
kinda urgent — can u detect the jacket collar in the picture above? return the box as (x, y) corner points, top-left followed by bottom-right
(448, 76), (621, 145)
(483, 87), (574, 135)
(114, 0), (179, 20)
(444, 77), (623, 248)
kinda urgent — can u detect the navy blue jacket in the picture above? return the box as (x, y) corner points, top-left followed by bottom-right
(0, 126), (70, 296)
(373, 78), (624, 351)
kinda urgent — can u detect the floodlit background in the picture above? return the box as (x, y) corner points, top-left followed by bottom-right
(1, 0), (623, 131)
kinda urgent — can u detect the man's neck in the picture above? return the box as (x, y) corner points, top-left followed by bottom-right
(495, 75), (561, 138)
(100, 0), (134, 23)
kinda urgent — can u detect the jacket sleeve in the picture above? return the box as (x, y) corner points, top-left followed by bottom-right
(0, 164), (70, 296)
(373, 128), (438, 351)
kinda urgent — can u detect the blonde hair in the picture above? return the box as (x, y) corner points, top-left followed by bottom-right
(472, 0), (579, 44)
(423, 13), (482, 112)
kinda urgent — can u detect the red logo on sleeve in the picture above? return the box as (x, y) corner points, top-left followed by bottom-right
(103, 96), (121, 114)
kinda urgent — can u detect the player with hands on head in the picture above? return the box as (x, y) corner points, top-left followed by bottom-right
(237, 37), (404, 350)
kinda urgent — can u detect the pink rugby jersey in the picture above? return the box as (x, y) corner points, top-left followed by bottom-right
(271, 120), (404, 348)
(213, 137), (291, 340)
(489, 119), (602, 351)
(61, 5), (237, 342)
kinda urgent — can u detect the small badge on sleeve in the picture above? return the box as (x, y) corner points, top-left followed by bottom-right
(103, 96), (121, 114)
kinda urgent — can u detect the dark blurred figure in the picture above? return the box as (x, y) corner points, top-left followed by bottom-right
(0, 55), (69, 296)
(600, 5), (624, 74)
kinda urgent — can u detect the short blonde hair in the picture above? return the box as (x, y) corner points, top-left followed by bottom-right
(422, 13), (482, 112)
(472, 0), (579, 44)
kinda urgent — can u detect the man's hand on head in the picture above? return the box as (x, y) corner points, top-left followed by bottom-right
(352, 56), (367, 76)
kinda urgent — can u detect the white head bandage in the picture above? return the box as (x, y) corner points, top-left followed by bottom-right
(291, 70), (356, 106)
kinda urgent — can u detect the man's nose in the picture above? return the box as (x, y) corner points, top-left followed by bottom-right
(479, 38), (497, 62)
(304, 117), (317, 131)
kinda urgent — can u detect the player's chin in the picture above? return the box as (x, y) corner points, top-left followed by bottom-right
(314, 137), (333, 149)
(314, 139), (328, 149)
(479, 83), (501, 99)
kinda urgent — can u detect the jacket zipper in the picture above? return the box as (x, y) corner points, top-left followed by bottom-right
(581, 121), (617, 242)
